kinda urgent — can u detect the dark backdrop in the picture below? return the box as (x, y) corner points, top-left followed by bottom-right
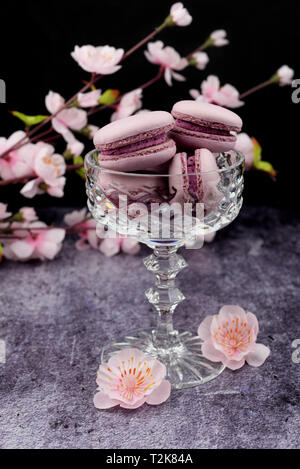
(0, 0), (299, 210)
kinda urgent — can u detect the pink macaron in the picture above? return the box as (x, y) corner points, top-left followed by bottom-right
(94, 111), (176, 172)
(169, 149), (221, 210)
(169, 100), (242, 152)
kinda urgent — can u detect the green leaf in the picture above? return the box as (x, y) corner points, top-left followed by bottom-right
(0, 242), (3, 262)
(73, 156), (85, 180)
(10, 111), (49, 127)
(98, 89), (120, 105)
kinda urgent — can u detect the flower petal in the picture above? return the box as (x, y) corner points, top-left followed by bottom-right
(197, 315), (214, 340)
(93, 391), (119, 409)
(222, 356), (245, 370)
(146, 380), (171, 405)
(202, 339), (225, 362)
(246, 343), (270, 367)
(119, 397), (147, 409)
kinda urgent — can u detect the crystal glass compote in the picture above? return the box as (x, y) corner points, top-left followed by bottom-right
(85, 149), (244, 389)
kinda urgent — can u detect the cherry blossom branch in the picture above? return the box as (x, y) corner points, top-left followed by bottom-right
(240, 79), (273, 99)
(0, 163), (83, 187)
(0, 23), (170, 160)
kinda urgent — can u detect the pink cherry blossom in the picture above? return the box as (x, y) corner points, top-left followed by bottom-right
(64, 208), (99, 251)
(0, 131), (36, 180)
(99, 235), (140, 257)
(145, 41), (188, 86)
(189, 75), (244, 108)
(276, 65), (294, 86)
(45, 91), (87, 143)
(198, 305), (270, 370)
(0, 203), (11, 221)
(210, 30), (229, 47)
(169, 2), (192, 26)
(71, 45), (124, 75)
(3, 221), (65, 261)
(191, 51), (209, 70)
(110, 89), (143, 121)
(66, 139), (84, 157)
(77, 89), (101, 107)
(234, 133), (255, 170)
(9, 207), (39, 230)
(86, 125), (99, 139)
(20, 142), (66, 199)
(93, 348), (171, 410)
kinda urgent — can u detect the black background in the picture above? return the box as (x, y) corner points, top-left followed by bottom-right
(0, 0), (299, 210)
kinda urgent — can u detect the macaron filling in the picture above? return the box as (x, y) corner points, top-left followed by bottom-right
(101, 133), (168, 155)
(187, 156), (198, 199)
(175, 119), (233, 137)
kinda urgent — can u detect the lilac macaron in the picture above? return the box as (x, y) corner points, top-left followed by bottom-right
(94, 111), (176, 172)
(169, 101), (242, 152)
(169, 149), (221, 209)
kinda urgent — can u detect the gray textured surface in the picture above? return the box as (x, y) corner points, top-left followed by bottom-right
(0, 206), (299, 449)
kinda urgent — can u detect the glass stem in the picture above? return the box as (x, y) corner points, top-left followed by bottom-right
(144, 245), (188, 349)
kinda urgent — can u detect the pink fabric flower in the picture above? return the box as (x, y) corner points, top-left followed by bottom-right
(20, 142), (66, 198)
(99, 235), (140, 257)
(0, 131), (36, 180)
(210, 30), (229, 46)
(45, 91), (87, 143)
(3, 221), (65, 261)
(145, 41), (188, 86)
(71, 45), (124, 75)
(77, 89), (101, 107)
(169, 2), (192, 26)
(190, 75), (244, 108)
(110, 89), (143, 121)
(93, 348), (171, 410)
(276, 65), (294, 86)
(191, 51), (209, 70)
(198, 305), (270, 370)
(234, 133), (255, 170)
(64, 208), (99, 251)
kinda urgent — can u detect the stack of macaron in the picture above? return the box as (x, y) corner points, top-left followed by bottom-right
(93, 101), (242, 208)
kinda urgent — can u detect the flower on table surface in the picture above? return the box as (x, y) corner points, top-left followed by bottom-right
(20, 142), (66, 198)
(189, 75), (244, 108)
(99, 234), (140, 257)
(145, 41), (188, 86)
(77, 89), (101, 107)
(110, 89), (143, 121)
(45, 91), (88, 143)
(3, 221), (65, 261)
(198, 305), (270, 370)
(169, 2), (192, 26)
(71, 45), (124, 75)
(0, 131), (36, 180)
(210, 29), (229, 47)
(189, 51), (209, 70)
(93, 348), (171, 410)
(272, 65), (294, 86)
(64, 208), (99, 251)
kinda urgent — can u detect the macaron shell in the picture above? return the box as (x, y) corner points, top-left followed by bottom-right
(94, 111), (174, 148)
(171, 100), (242, 129)
(169, 128), (237, 152)
(98, 138), (176, 172)
(168, 152), (192, 205)
(195, 148), (222, 212)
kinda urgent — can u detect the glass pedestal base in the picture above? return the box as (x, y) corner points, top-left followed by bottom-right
(101, 328), (225, 390)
